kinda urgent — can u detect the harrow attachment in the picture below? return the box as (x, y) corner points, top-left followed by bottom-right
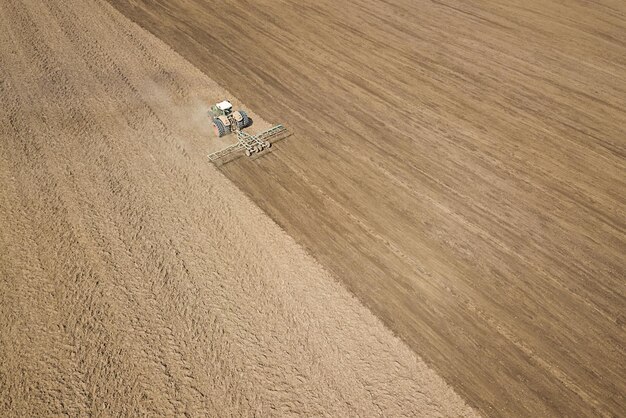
(207, 124), (289, 165)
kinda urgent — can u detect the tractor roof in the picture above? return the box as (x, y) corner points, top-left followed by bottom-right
(216, 100), (233, 111)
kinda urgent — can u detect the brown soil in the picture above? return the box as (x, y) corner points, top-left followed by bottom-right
(0, 0), (476, 416)
(108, 0), (626, 417)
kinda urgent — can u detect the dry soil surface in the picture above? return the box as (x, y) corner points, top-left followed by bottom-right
(0, 0), (476, 416)
(109, 0), (626, 416)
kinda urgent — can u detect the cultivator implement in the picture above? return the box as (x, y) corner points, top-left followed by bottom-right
(207, 124), (288, 163)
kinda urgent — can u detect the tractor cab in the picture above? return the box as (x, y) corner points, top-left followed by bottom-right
(210, 100), (233, 117)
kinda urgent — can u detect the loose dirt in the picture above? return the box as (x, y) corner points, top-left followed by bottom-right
(109, 0), (626, 416)
(0, 0), (476, 416)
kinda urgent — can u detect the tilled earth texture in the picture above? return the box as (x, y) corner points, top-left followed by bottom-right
(0, 0), (476, 416)
(109, 0), (626, 417)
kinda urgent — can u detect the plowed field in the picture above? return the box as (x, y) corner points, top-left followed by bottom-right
(110, 0), (626, 416)
(0, 0), (475, 415)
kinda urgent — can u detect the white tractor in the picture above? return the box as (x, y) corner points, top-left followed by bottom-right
(209, 100), (252, 137)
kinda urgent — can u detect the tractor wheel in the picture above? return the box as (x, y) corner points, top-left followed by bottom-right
(213, 118), (227, 137)
(238, 110), (251, 129)
(264, 141), (271, 148)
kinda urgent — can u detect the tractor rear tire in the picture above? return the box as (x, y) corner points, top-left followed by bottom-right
(238, 110), (251, 129)
(264, 141), (271, 148)
(213, 118), (227, 137)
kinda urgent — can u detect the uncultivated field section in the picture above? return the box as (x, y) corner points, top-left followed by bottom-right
(110, 0), (626, 416)
(0, 0), (476, 416)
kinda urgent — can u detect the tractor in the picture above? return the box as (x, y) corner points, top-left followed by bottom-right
(209, 100), (252, 137)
